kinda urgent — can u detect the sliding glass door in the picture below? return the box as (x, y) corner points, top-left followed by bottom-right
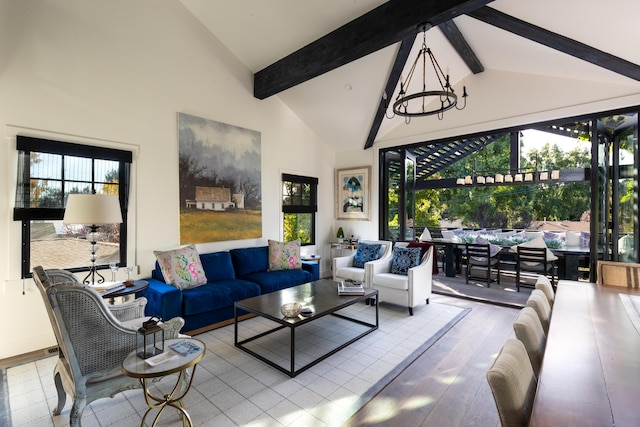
(593, 113), (639, 266)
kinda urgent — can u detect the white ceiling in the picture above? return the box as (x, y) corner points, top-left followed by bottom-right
(179, 0), (640, 153)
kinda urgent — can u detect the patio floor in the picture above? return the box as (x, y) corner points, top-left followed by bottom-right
(432, 268), (536, 308)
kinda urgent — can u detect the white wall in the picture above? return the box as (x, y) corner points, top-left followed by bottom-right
(0, 0), (357, 359)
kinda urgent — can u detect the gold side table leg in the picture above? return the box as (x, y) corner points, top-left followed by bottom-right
(138, 366), (197, 427)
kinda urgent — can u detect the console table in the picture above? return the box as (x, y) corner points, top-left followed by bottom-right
(529, 281), (640, 426)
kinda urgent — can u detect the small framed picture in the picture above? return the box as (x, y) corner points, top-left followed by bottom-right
(335, 166), (371, 220)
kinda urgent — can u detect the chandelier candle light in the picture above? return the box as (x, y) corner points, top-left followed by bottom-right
(63, 194), (123, 285)
(384, 24), (467, 123)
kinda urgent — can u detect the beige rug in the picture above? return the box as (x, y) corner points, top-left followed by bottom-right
(5, 300), (469, 426)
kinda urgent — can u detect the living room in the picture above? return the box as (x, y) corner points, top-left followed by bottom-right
(2, 1), (640, 425)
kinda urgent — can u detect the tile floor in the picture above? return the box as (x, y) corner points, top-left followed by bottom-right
(4, 301), (467, 427)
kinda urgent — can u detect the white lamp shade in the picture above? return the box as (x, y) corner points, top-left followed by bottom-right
(63, 194), (123, 225)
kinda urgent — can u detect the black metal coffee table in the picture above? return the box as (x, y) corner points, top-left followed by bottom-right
(234, 279), (378, 377)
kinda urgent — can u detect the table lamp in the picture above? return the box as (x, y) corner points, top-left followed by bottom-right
(63, 194), (123, 284)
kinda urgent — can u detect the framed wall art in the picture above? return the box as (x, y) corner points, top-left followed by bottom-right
(178, 112), (262, 243)
(335, 166), (371, 220)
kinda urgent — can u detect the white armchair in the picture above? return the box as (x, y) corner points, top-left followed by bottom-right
(370, 244), (434, 315)
(333, 240), (393, 287)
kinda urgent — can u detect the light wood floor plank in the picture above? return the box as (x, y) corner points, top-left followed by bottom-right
(344, 294), (519, 427)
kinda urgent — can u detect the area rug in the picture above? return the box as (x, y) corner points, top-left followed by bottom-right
(5, 301), (469, 426)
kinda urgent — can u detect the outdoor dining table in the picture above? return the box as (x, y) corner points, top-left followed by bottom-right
(430, 238), (590, 280)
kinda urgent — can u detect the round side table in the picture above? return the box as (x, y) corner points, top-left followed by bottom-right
(122, 338), (205, 427)
(102, 279), (149, 304)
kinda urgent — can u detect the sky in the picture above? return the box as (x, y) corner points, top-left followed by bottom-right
(520, 129), (589, 155)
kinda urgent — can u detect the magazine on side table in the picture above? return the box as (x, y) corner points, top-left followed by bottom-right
(169, 340), (202, 356)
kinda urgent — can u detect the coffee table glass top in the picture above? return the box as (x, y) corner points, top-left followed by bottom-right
(235, 279), (376, 323)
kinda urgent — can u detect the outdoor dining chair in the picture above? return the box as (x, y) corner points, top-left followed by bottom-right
(516, 246), (556, 292)
(465, 242), (501, 286)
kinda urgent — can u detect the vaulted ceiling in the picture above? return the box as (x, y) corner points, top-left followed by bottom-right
(180, 0), (640, 153)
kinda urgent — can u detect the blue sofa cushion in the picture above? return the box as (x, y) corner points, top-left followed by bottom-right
(230, 246), (269, 277)
(200, 251), (235, 281)
(243, 269), (313, 294)
(182, 279), (260, 316)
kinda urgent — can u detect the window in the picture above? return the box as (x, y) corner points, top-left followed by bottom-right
(13, 136), (132, 278)
(282, 173), (318, 245)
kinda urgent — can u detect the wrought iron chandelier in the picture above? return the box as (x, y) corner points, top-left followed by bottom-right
(385, 25), (468, 123)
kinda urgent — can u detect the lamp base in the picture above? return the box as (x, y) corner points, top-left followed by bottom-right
(83, 224), (105, 285)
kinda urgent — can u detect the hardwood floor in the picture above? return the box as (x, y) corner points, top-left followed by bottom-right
(344, 294), (519, 426)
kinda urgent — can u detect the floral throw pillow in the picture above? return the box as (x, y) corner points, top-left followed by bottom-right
(391, 246), (422, 276)
(268, 240), (302, 271)
(153, 245), (207, 290)
(353, 242), (383, 268)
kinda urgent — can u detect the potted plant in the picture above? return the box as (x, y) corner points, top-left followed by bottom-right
(336, 227), (345, 243)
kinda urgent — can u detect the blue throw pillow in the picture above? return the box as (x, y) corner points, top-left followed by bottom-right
(353, 243), (383, 268)
(391, 246), (422, 275)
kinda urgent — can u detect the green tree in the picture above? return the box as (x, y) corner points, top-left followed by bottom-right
(438, 136), (590, 228)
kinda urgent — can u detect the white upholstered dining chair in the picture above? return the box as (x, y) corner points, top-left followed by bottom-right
(526, 289), (552, 334)
(513, 306), (547, 376)
(486, 338), (537, 427)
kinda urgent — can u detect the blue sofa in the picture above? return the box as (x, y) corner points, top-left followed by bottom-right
(139, 246), (315, 333)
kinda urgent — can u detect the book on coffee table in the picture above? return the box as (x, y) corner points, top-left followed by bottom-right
(338, 281), (365, 295)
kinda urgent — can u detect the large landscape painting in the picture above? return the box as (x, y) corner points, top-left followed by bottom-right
(178, 113), (262, 243)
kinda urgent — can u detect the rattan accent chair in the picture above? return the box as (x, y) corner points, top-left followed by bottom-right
(33, 266), (185, 426)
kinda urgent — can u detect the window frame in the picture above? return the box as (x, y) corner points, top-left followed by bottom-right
(282, 173), (318, 246)
(14, 136), (132, 278)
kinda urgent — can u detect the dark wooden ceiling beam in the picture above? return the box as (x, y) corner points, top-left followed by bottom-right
(468, 6), (640, 81)
(364, 34), (416, 150)
(439, 20), (484, 74)
(254, 0), (493, 99)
